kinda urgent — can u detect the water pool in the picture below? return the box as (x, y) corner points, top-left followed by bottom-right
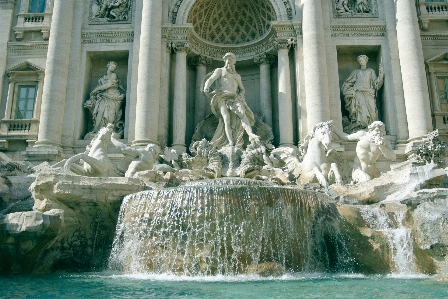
(0, 273), (446, 299)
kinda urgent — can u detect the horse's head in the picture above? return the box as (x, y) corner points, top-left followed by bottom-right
(312, 120), (333, 151)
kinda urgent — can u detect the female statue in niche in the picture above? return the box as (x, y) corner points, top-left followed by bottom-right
(342, 54), (384, 133)
(85, 61), (125, 138)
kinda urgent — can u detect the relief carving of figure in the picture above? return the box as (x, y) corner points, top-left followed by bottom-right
(336, 0), (351, 13)
(355, 0), (370, 13)
(342, 55), (383, 133)
(202, 52), (259, 149)
(85, 61), (125, 137)
(95, 0), (130, 21)
(333, 121), (396, 182)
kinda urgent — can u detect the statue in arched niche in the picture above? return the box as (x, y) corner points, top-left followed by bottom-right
(202, 52), (259, 149)
(84, 61), (125, 139)
(342, 54), (383, 133)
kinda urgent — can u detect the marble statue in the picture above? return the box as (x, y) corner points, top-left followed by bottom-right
(342, 55), (383, 133)
(95, 0), (130, 21)
(84, 61), (125, 137)
(333, 121), (396, 182)
(64, 124), (120, 177)
(272, 121), (342, 187)
(202, 52), (259, 149)
(111, 137), (160, 178)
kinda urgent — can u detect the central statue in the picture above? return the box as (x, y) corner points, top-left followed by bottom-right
(202, 52), (259, 149)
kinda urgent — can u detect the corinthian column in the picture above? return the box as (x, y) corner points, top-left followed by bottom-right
(395, 0), (432, 140)
(302, 0), (330, 131)
(33, 0), (75, 156)
(255, 53), (275, 127)
(190, 55), (211, 126)
(133, 0), (163, 146)
(172, 42), (189, 153)
(276, 39), (294, 147)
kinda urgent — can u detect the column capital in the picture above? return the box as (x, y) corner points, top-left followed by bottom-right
(171, 41), (190, 54)
(275, 38), (296, 51)
(254, 53), (276, 66)
(189, 55), (212, 68)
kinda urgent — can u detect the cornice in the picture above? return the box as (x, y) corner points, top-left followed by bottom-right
(81, 30), (134, 44)
(331, 23), (386, 37)
(7, 42), (48, 56)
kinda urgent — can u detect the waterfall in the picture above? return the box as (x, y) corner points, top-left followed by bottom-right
(359, 206), (416, 274)
(109, 179), (352, 275)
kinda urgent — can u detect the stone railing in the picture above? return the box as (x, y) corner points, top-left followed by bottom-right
(22, 13), (45, 24)
(418, 1), (448, 30)
(0, 119), (39, 136)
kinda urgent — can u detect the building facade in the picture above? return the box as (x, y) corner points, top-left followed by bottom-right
(0, 0), (447, 161)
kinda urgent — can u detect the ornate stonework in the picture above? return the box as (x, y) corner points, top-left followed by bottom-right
(89, 0), (133, 24)
(333, 0), (378, 18)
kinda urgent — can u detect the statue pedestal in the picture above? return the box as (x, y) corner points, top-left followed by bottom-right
(219, 145), (242, 177)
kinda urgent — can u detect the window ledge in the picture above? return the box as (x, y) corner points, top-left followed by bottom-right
(14, 12), (52, 40)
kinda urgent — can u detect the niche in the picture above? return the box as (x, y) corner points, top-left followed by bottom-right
(337, 45), (383, 133)
(82, 51), (129, 139)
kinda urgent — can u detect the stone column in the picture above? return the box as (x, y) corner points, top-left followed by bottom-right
(189, 55), (211, 126)
(0, 1), (15, 112)
(276, 39), (294, 147)
(302, 0), (330, 130)
(133, 0), (163, 146)
(395, 0), (433, 140)
(32, 0), (75, 157)
(158, 42), (172, 148)
(172, 42), (189, 153)
(255, 53), (275, 127)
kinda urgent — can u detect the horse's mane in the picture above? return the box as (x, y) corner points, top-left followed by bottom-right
(85, 123), (114, 154)
(299, 120), (333, 156)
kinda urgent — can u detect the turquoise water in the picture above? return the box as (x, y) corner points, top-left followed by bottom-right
(0, 273), (446, 299)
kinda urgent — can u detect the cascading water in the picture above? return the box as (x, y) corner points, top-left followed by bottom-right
(109, 178), (353, 275)
(359, 205), (416, 274)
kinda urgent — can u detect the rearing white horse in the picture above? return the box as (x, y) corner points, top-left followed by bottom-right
(64, 123), (119, 177)
(299, 121), (342, 187)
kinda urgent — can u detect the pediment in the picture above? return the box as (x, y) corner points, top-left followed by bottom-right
(6, 61), (44, 74)
(427, 52), (448, 65)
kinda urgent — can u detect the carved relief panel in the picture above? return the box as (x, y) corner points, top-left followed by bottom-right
(333, 0), (378, 18)
(89, 0), (133, 24)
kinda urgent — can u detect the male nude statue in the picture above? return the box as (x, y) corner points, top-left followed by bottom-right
(333, 121), (396, 182)
(111, 136), (160, 177)
(202, 52), (259, 149)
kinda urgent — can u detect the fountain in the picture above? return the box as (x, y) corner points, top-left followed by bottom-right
(108, 179), (352, 276)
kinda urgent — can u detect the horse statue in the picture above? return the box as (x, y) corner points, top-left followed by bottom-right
(64, 123), (120, 177)
(271, 120), (342, 187)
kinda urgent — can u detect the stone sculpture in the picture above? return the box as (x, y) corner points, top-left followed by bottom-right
(272, 121), (342, 187)
(355, 0), (370, 13)
(202, 52), (259, 149)
(94, 0), (130, 21)
(64, 124), (120, 177)
(111, 136), (161, 178)
(336, 0), (351, 13)
(84, 61), (125, 138)
(342, 55), (383, 133)
(333, 121), (396, 182)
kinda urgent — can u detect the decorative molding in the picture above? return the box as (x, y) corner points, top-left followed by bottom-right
(331, 24), (386, 37)
(274, 38), (296, 51)
(420, 33), (448, 41)
(172, 41), (190, 54)
(189, 55), (212, 68)
(333, 0), (378, 18)
(81, 30), (134, 44)
(254, 53), (276, 65)
(7, 42), (48, 56)
(89, 0), (133, 25)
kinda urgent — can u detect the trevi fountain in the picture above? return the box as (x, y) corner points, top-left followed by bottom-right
(0, 0), (448, 298)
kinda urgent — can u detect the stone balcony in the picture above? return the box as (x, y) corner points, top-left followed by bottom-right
(418, 0), (448, 30)
(0, 119), (39, 150)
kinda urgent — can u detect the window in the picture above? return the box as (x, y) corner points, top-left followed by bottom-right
(15, 85), (36, 119)
(29, 0), (46, 13)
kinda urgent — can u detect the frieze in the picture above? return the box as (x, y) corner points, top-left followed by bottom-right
(81, 30), (134, 44)
(7, 42), (48, 57)
(333, 0), (378, 18)
(331, 24), (386, 37)
(421, 33), (448, 41)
